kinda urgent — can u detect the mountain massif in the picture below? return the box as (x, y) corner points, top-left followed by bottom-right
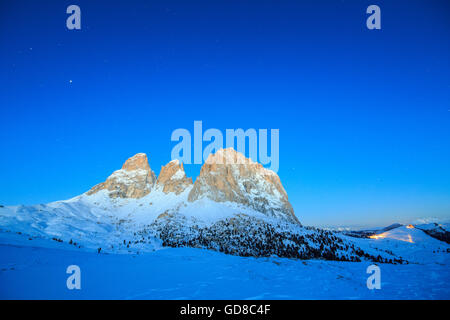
(85, 149), (297, 224)
(2, 148), (442, 264)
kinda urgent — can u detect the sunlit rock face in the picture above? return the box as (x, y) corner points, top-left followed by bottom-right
(85, 149), (298, 224)
(87, 153), (157, 199)
(156, 160), (193, 195)
(188, 148), (299, 224)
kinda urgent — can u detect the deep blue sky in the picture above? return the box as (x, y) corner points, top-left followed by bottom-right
(1, 0), (449, 227)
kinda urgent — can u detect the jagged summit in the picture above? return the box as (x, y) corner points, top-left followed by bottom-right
(87, 153), (157, 199)
(86, 153), (193, 199)
(188, 148), (299, 224)
(121, 153), (152, 172)
(157, 160), (193, 195)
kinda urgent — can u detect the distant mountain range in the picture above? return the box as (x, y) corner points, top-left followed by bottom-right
(337, 222), (450, 244)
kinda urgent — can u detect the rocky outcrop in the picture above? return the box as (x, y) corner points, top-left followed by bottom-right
(157, 160), (193, 195)
(87, 153), (157, 198)
(188, 148), (299, 224)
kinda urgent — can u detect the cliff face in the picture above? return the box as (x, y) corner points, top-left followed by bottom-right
(188, 148), (299, 224)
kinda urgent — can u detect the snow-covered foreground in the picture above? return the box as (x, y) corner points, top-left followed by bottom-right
(1, 187), (449, 299)
(1, 242), (448, 300)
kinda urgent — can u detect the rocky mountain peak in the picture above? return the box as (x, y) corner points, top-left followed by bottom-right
(157, 160), (193, 195)
(86, 153), (157, 199)
(188, 148), (299, 224)
(121, 153), (151, 172)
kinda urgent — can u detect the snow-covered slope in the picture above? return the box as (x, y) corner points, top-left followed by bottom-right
(414, 222), (450, 244)
(0, 193), (414, 264)
(349, 225), (449, 264)
(1, 151), (449, 300)
(0, 150), (448, 265)
(1, 245), (448, 299)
